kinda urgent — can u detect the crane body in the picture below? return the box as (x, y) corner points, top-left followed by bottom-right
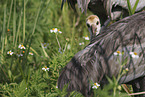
(58, 11), (145, 97)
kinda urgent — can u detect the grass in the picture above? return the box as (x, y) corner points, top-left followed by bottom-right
(0, 0), (141, 96)
(0, 0), (91, 96)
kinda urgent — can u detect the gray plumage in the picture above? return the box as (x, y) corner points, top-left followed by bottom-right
(61, 0), (145, 25)
(58, 11), (145, 97)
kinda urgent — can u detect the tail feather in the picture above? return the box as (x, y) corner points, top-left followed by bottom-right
(58, 57), (91, 96)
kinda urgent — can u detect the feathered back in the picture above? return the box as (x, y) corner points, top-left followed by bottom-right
(58, 11), (145, 96)
(89, 11), (145, 83)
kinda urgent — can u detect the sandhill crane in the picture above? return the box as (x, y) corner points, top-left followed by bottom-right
(58, 11), (145, 97)
(61, 0), (145, 27)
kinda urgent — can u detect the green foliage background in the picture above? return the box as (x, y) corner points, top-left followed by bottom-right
(0, 0), (93, 96)
(0, 0), (137, 96)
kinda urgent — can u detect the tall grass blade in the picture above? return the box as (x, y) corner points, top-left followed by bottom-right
(31, 1), (42, 36)
(127, 0), (133, 15)
(13, 0), (16, 45)
(41, 42), (49, 58)
(15, 11), (23, 48)
(7, 0), (13, 29)
(132, 0), (139, 14)
(127, 0), (139, 15)
(28, 46), (39, 56)
(23, 0), (26, 42)
(1, 4), (7, 64)
(22, 0), (43, 78)
(127, 0), (132, 15)
(17, 60), (25, 79)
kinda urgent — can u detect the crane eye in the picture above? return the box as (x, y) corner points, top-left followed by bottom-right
(86, 23), (90, 27)
(96, 21), (99, 25)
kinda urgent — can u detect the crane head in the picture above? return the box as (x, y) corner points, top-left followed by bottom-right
(86, 15), (101, 40)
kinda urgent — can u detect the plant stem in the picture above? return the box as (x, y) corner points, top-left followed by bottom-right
(1, 4), (6, 64)
(23, 0), (26, 42)
(7, 0), (13, 29)
(56, 34), (61, 49)
(13, 0), (16, 45)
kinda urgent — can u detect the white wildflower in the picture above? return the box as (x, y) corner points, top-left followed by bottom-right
(79, 42), (84, 45)
(29, 52), (33, 55)
(92, 82), (100, 89)
(114, 51), (122, 56)
(50, 28), (62, 34)
(83, 35), (89, 40)
(42, 66), (49, 71)
(129, 52), (139, 58)
(7, 50), (14, 55)
(18, 44), (26, 49)
(17, 53), (23, 57)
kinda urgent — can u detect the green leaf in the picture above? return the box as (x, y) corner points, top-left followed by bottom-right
(127, 0), (133, 15)
(8, 70), (12, 81)
(127, 0), (140, 15)
(132, 0), (139, 14)
(106, 76), (113, 84)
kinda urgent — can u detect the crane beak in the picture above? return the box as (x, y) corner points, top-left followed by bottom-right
(86, 22), (98, 40)
(91, 24), (97, 35)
